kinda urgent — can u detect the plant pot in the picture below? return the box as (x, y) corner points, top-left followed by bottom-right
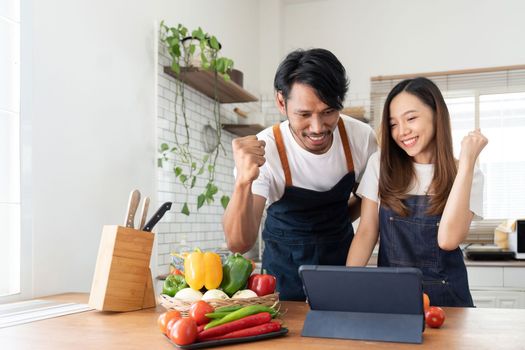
(228, 69), (243, 87)
(181, 37), (202, 68)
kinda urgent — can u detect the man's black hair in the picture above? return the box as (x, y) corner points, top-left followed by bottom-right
(273, 48), (349, 110)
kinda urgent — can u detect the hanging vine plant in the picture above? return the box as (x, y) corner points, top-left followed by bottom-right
(158, 21), (233, 215)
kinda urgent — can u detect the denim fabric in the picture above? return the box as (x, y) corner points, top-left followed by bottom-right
(378, 195), (474, 307)
(262, 171), (355, 301)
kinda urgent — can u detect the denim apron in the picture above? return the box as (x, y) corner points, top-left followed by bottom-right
(262, 119), (355, 301)
(378, 195), (474, 307)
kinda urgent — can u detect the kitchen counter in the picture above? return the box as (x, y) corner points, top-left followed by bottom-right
(366, 254), (525, 267)
(463, 259), (525, 267)
(1, 293), (524, 349)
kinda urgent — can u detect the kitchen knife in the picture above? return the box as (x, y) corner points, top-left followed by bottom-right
(124, 189), (141, 228)
(138, 196), (150, 231)
(143, 202), (172, 232)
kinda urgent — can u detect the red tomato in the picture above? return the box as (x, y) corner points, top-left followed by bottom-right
(170, 318), (198, 345)
(189, 300), (214, 325)
(170, 268), (184, 276)
(166, 317), (179, 336)
(425, 306), (446, 328)
(157, 310), (182, 335)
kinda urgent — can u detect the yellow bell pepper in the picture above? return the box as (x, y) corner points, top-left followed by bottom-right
(184, 249), (223, 290)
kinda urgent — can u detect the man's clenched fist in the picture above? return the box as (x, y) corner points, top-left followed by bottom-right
(232, 136), (266, 185)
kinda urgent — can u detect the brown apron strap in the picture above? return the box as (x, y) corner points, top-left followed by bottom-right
(272, 124), (293, 187)
(337, 118), (355, 173)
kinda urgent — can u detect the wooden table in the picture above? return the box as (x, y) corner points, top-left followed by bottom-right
(1, 293), (524, 349)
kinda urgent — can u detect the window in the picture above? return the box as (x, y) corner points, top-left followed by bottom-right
(444, 91), (525, 219)
(371, 66), (525, 242)
(1, 0), (21, 298)
(479, 92), (525, 219)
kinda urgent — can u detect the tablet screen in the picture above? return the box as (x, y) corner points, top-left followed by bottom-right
(299, 265), (423, 315)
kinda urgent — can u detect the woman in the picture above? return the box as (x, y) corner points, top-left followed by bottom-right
(347, 77), (488, 307)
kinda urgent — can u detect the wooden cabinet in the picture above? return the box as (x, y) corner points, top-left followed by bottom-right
(467, 265), (525, 308)
(470, 290), (525, 308)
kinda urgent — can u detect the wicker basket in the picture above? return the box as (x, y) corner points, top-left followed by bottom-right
(158, 293), (280, 316)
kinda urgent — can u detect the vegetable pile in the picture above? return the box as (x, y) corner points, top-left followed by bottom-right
(158, 301), (283, 346)
(422, 293), (446, 329)
(162, 248), (277, 301)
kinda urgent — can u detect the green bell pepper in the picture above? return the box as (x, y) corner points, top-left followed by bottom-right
(220, 253), (253, 297)
(162, 274), (188, 297)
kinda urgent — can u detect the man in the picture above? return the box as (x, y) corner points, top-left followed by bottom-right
(223, 48), (377, 300)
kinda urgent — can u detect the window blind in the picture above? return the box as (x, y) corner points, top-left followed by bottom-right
(370, 65), (525, 244)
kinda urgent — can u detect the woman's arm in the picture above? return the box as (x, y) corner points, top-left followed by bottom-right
(438, 129), (488, 250)
(346, 197), (380, 266)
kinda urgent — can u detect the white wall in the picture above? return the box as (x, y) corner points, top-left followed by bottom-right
(25, 0), (525, 298)
(266, 0), (525, 102)
(27, 0), (260, 297)
(30, 0), (157, 297)
(158, 0), (261, 95)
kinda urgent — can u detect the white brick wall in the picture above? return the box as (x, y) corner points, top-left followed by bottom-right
(156, 43), (239, 273)
(156, 44), (328, 274)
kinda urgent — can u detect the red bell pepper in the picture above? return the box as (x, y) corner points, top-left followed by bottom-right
(247, 271), (276, 297)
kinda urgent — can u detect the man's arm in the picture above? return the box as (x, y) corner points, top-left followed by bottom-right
(223, 187), (266, 253)
(222, 136), (267, 253)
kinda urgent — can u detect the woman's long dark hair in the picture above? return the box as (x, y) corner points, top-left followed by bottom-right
(379, 77), (457, 216)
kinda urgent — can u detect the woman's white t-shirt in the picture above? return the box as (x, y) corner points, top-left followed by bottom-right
(357, 151), (484, 218)
(245, 115), (378, 206)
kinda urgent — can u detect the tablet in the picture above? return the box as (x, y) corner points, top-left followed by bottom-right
(298, 265), (425, 343)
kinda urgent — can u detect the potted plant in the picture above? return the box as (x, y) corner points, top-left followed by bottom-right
(158, 22), (233, 215)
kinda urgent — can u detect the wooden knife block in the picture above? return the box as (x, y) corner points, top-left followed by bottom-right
(89, 225), (156, 311)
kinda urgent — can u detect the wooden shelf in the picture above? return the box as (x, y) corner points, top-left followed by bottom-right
(163, 66), (258, 103)
(222, 124), (265, 137)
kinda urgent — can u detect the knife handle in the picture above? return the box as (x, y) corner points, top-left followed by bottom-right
(139, 197), (150, 231)
(143, 202), (172, 232)
(124, 190), (141, 228)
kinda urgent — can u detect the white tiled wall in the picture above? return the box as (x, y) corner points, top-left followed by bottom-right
(156, 44), (236, 273)
(156, 43), (283, 274)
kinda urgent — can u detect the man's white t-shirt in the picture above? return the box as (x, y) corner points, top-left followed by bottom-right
(357, 151), (484, 218)
(246, 115), (378, 206)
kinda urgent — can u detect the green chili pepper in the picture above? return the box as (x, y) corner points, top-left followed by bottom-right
(204, 305), (244, 319)
(205, 305), (249, 319)
(220, 253), (253, 297)
(215, 305), (243, 313)
(204, 305), (276, 330)
(204, 311), (230, 319)
(162, 274), (188, 297)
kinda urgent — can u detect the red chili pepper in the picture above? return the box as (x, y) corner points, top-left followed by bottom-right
(247, 271), (276, 296)
(204, 321), (281, 341)
(197, 324), (206, 333)
(197, 312), (272, 341)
